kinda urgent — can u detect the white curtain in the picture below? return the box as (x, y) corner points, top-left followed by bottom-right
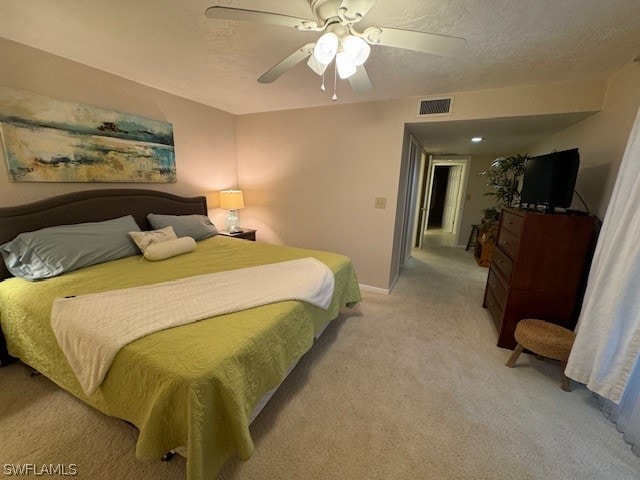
(597, 356), (640, 454)
(565, 106), (640, 454)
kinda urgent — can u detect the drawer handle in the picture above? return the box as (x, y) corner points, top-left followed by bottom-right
(506, 220), (513, 225)
(502, 240), (509, 245)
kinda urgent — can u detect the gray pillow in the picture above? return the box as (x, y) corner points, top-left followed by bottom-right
(0, 215), (140, 281)
(147, 214), (218, 241)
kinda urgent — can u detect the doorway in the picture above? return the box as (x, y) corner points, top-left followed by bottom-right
(420, 156), (470, 248)
(427, 166), (451, 229)
(394, 137), (471, 284)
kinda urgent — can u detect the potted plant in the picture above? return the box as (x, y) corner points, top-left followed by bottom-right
(481, 154), (528, 226)
(474, 154), (528, 265)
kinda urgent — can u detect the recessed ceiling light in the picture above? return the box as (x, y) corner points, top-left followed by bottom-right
(471, 137), (483, 143)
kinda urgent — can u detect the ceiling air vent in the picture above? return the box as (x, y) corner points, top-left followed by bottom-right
(417, 96), (453, 117)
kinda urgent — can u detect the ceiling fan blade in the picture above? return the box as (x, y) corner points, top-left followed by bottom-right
(362, 26), (466, 56)
(348, 65), (372, 93)
(258, 44), (315, 84)
(307, 55), (329, 76)
(205, 6), (318, 30)
(339, 0), (378, 22)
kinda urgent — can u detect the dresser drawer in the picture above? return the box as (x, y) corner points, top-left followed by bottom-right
(497, 228), (519, 260)
(487, 268), (508, 309)
(501, 210), (524, 237)
(492, 247), (514, 283)
(485, 288), (504, 332)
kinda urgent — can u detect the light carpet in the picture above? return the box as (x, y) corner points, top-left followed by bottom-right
(1, 246), (638, 479)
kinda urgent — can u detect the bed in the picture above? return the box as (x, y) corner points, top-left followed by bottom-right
(0, 188), (361, 479)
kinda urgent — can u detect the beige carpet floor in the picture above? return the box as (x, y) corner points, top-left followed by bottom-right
(1, 246), (639, 479)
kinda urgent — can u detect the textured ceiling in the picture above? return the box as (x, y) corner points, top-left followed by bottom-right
(0, 0), (639, 115)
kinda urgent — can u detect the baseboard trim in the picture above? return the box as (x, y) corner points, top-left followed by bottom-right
(358, 283), (390, 295)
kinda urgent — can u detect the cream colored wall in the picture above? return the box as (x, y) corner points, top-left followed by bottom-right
(237, 102), (407, 289)
(237, 79), (607, 289)
(0, 38), (237, 228)
(457, 155), (498, 247)
(526, 63), (640, 218)
(428, 77), (608, 121)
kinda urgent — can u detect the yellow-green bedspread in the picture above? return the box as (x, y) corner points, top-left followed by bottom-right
(0, 236), (361, 479)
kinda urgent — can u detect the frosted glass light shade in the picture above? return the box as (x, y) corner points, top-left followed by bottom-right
(313, 32), (339, 64)
(219, 190), (245, 210)
(336, 51), (357, 79)
(342, 35), (370, 66)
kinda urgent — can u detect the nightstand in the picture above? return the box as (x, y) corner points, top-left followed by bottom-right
(217, 228), (256, 241)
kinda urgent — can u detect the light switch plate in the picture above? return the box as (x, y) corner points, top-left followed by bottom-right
(374, 197), (387, 209)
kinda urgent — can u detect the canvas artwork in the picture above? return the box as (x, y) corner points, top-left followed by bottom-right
(0, 86), (176, 183)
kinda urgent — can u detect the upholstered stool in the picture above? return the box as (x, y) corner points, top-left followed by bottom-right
(506, 319), (577, 391)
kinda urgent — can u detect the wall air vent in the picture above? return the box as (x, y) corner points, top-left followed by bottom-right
(417, 96), (453, 117)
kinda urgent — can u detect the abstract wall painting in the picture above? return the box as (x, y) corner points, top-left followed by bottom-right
(0, 86), (176, 183)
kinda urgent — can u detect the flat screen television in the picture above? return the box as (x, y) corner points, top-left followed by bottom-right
(519, 148), (580, 212)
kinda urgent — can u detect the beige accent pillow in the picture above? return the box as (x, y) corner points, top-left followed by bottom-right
(143, 237), (196, 261)
(129, 226), (177, 254)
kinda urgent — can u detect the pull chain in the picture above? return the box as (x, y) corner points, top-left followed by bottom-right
(320, 71), (326, 91)
(332, 60), (338, 101)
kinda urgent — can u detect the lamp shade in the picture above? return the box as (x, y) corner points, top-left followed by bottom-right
(313, 32), (339, 64)
(336, 51), (357, 79)
(219, 190), (245, 210)
(342, 35), (370, 66)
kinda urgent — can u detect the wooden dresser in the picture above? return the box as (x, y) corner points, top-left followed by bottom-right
(482, 208), (597, 349)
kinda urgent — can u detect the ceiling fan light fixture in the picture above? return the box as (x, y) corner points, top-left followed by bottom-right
(313, 32), (339, 64)
(336, 51), (357, 79)
(204, 3), (467, 95)
(342, 35), (370, 66)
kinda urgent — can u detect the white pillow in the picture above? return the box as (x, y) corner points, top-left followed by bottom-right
(129, 226), (177, 254)
(144, 237), (196, 261)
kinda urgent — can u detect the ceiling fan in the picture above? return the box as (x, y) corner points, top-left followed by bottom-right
(205, 0), (466, 98)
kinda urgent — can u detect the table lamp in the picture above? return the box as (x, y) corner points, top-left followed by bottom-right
(219, 190), (244, 233)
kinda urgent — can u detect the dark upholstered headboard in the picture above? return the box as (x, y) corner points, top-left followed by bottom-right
(0, 189), (208, 281)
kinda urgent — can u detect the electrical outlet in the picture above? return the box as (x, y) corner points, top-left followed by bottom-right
(374, 197), (387, 209)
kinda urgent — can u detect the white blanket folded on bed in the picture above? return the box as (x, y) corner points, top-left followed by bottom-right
(51, 257), (335, 395)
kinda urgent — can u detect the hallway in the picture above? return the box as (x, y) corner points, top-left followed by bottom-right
(422, 227), (459, 247)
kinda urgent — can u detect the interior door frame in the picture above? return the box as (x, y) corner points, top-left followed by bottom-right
(421, 156), (471, 247)
(441, 164), (463, 232)
(414, 149), (428, 249)
(399, 136), (424, 265)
